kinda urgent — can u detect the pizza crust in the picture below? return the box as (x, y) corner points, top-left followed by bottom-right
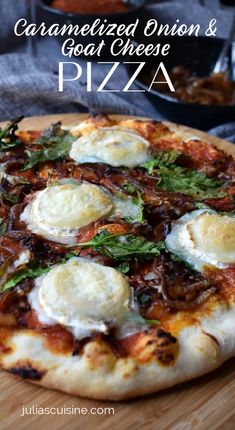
(1, 304), (234, 400)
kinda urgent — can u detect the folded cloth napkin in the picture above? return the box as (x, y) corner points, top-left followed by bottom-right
(0, 52), (149, 120)
(0, 0), (235, 143)
(209, 122), (235, 143)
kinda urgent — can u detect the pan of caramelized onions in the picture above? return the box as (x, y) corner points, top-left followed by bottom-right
(150, 67), (235, 106)
(132, 36), (235, 131)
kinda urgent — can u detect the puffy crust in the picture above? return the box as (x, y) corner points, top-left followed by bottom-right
(0, 305), (235, 400)
(69, 115), (173, 145)
(69, 114), (115, 136)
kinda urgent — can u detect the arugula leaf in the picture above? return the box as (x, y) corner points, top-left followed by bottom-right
(1, 192), (19, 204)
(145, 319), (161, 326)
(0, 176), (29, 206)
(137, 292), (152, 305)
(124, 193), (144, 224)
(72, 230), (165, 261)
(141, 150), (180, 174)
(112, 192), (145, 224)
(194, 202), (211, 210)
(0, 252), (77, 293)
(158, 167), (225, 199)
(1, 263), (50, 292)
(116, 261), (130, 274)
(141, 151), (226, 199)
(123, 181), (138, 194)
(64, 251), (77, 260)
(0, 218), (7, 236)
(132, 193), (145, 224)
(24, 140), (72, 170)
(195, 202), (235, 217)
(23, 122), (76, 170)
(0, 117), (23, 151)
(124, 312), (160, 326)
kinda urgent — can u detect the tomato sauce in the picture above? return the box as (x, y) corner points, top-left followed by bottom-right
(50, 0), (130, 15)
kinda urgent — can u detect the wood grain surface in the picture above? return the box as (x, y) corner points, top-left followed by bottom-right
(0, 114), (235, 430)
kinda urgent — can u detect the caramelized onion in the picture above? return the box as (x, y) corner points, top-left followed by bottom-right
(163, 287), (217, 310)
(146, 66), (235, 106)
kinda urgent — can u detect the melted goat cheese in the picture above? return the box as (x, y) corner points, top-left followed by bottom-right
(29, 258), (131, 339)
(20, 182), (141, 243)
(69, 127), (151, 168)
(165, 209), (235, 271)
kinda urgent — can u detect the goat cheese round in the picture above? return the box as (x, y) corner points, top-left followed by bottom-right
(69, 127), (151, 168)
(165, 209), (235, 271)
(34, 258), (130, 339)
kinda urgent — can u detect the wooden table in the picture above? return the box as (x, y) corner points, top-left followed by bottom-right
(0, 114), (235, 430)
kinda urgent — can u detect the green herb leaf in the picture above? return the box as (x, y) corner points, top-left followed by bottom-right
(132, 193), (145, 224)
(0, 117), (23, 151)
(141, 151), (226, 199)
(145, 319), (160, 326)
(1, 192), (19, 204)
(116, 261), (130, 274)
(111, 191), (145, 224)
(137, 292), (152, 305)
(123, 192), (144, 224)
(0, 218), (7, 236)
(64, 251), (77, 260)
(158, 167), (225, 199)
(124, 312), (160, 326)
(0, 252), (76, 293)
(23, 122), (76, 170)
(195, 202), (235, 217)
(72, 230), (165, 261)
(123, 181), (138, 194)
(1, 263), (50, 293)
(141, 150), (180, 174)
(194, 202), (211, 210)
(124, 312), (147, 325)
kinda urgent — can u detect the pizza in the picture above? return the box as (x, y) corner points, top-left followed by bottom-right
(0, 113), (235, 401)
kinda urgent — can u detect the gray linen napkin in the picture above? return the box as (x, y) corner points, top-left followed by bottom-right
(210, 122), (235, 143)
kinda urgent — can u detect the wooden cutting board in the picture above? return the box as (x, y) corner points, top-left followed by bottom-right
(0, 113), (235, 430)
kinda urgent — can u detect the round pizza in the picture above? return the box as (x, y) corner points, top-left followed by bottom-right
(0, 114), (235, 400)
